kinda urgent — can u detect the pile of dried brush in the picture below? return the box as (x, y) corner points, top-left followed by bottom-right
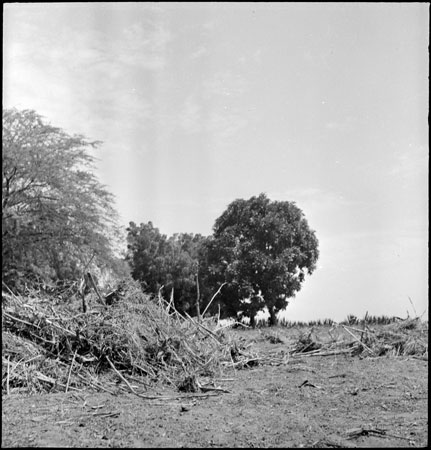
(2, 281), (240, 396)
(367, 318), (428, 357)
(289, 318), (428, 359)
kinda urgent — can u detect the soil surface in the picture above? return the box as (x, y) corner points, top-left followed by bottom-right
(2, 328), (428, 448)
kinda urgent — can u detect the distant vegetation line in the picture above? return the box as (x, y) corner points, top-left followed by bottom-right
(251, 314), (416, 328)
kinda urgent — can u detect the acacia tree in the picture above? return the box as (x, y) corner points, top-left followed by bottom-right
(2, 108), (125, 290)
(209, 193), (319, 326)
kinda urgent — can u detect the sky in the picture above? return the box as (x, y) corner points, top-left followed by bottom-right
(3, 2), (429, 322)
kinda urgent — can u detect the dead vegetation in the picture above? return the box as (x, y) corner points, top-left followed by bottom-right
(2, 281), (428, 399)
(287, 317), (428, 359)
(1, 280), (245, 397)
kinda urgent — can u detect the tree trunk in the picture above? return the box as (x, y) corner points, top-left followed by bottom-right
(268, 305), (278, 327)
(250, 313), (256, 328)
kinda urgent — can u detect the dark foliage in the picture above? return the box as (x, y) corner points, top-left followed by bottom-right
(208, 193), (319, 326)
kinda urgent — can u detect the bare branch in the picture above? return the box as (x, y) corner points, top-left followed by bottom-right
(201, 282), (227, 319)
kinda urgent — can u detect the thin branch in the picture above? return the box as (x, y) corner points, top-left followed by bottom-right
(3, 311), (38, 329)
(342, 326), (375, 355)
(105, 356), (136, 394)
(6, 356), (11, 395)
(86, 272), (106, 306)
(201, 282), (227, 319)
(184, 312), (221, 344)
(66, 349), (78, 393)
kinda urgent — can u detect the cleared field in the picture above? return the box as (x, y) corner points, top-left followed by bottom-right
(2, 323), (428, 448)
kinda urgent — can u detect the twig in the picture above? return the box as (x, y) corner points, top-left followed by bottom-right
(75, 372), (117, 395)
(34, 373), (80, 392)
(7, 309), (77, 336)
(59, 311), (102, 321)
(3, 311), (38, 328)
(86, 272), (106, 306)
(201, 282), (227, 319)
(199, 385), (230, 393)
(135, 392), (221, 400)
(184, 312), (221, 344)
(342, 326), (375, 355)
(360, 311), (368, 343)
(123, 374), (150, 388)
(6, 356), (10, 395)
(92, 411), (121, 418)
(343, 324), (375, 335)
(66, 349), (77, 393)
(86, 377), (117, 396)
(229, 357), (260, 368)
(380, 431), (414, 441)
(105, 355), (136, 394)
(195, 274), (201, 322)
(408, 296), (418, 317)
(158, 285), (165, 308)
(167, 287), (175, 313)
(347, 427), (412, 441)
(23, 355), (43, 364)
(43, 318), (76, 336)
(292, 348), (353, 357)
(82, 253), (96, 274)
(2, 281), (21, 299)
(292, 348), (322, 356)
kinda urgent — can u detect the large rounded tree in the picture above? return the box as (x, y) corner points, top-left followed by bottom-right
(209, 193), (319, 326)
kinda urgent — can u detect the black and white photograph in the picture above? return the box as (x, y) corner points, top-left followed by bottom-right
(2, 2), (428, 448)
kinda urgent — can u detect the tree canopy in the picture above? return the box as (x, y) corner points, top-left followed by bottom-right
(126, 221), (210, 315)
(2, 108), (127, 290)
(208, 193), (319, 326)
(125, 194), (319, 325)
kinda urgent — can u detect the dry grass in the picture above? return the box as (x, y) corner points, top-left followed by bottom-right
(2, 281), (238, 396)
(285, 318), (428, 358)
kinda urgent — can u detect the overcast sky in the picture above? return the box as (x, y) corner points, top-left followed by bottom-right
(3, 2), (428, 322)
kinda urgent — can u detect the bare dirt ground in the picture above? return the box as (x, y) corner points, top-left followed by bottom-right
(2, 327), (428, 448)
